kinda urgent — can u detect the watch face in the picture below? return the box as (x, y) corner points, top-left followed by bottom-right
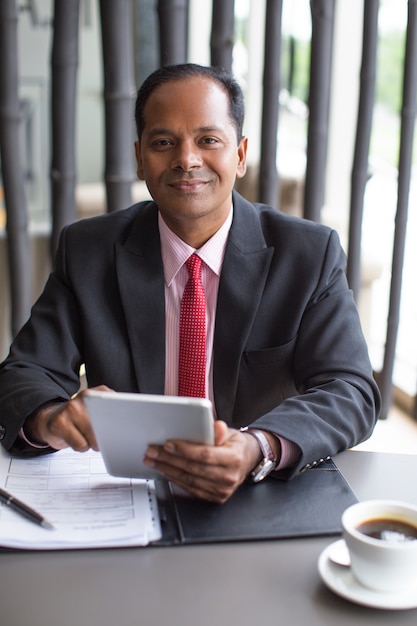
(251, 459), (275, 483)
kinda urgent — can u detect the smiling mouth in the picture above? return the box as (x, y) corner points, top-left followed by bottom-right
(169, 180), (209, 192)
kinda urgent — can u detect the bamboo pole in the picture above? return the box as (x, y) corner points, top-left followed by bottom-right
(210, 0), (235, 70)
(99, 0), (135, 213)
(346, 0), (379, 301)
(303, 0), (335, 222)
(157, 0), (188, 66)
(132, 0), (159, 88)
(379, 0), (417, 419)
(258, 0), (283, 207)
(0, 0), (32, 336)
(287, 36), (296, 95)
(50, 0), (80, 254)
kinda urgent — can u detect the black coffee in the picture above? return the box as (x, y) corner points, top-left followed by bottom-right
(357, 517), (417, 543)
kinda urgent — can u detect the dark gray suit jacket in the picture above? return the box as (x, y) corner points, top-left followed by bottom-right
(0, 192), (380, 477)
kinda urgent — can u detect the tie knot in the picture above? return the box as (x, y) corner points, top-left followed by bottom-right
(185, 253), (202, 280)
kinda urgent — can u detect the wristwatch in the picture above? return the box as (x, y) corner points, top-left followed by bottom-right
(241, 427), (277, 483)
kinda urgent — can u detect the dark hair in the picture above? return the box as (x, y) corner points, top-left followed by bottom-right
(134, 63), (245, 141)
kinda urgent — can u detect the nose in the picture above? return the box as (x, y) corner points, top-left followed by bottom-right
(171, 139), (202, 171)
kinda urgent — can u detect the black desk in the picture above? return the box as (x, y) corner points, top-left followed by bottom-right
(1, 450), (417, 626)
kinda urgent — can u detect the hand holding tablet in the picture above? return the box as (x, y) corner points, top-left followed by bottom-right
(84, 390), (214, 479)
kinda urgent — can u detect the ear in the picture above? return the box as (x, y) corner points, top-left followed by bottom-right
(235, 136), (248, 180)
(134, 141), (145, 180)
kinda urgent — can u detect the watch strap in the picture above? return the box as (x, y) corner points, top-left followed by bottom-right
(241, 427), (276, 463)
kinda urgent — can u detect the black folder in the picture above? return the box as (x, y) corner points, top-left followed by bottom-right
(153, 458), (357, 545)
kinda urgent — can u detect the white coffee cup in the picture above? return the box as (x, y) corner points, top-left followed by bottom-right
(342, 499), (417, 592)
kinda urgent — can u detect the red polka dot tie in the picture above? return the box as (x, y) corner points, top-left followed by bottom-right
(178, 254), (206, 398)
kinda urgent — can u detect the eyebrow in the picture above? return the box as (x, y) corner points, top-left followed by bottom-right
(145, 125), (226, 138)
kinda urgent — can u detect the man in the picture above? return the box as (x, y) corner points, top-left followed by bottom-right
(0, 64), (380, 503)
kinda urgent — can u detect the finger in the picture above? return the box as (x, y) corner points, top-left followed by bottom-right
(46, 411), (89, 452)
(171, 476), (232, 503)
(46, 396), (98, 452)
(145, 443), (219, 478)
(148, 456), (235, 503)
(144, 443), (243, 502)
(82, 384), (114, 393)
(162, 427), (243, 467)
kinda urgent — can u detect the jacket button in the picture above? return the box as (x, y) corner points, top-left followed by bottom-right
(0, 425), (6, 440)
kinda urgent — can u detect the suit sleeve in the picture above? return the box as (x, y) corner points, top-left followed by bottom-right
(0, 226), (83, 452)
(246, 229), (381, 478)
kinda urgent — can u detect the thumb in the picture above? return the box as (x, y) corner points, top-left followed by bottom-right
(213, 420), (230, 446)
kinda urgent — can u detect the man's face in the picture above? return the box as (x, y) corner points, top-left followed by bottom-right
(135, 76), (247, 242)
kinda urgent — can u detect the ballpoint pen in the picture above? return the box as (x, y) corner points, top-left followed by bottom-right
(0, 487), (55, 530)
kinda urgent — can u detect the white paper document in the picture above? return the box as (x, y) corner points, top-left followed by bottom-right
(0, 447), (161, 550)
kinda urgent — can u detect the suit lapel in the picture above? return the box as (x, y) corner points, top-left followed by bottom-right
(115, 203), (166, 394)
(213, 193), (274, 423)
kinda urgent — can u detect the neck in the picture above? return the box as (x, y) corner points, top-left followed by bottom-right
(160, 210), (231, 249)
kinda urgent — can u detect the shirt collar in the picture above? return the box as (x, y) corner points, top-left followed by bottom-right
(158, 207), (233, 286)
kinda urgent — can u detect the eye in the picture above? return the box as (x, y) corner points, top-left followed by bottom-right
(151, 138), (174, 150)
(200, 136), (220, 146)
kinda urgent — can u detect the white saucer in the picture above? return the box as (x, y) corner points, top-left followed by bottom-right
(318, 539), (417, 610)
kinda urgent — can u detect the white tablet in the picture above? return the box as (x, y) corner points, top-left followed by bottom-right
(84, 390), (215, 479)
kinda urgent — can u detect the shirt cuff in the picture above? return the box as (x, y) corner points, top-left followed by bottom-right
(19, 427), (50, 449)
(18, 399), (64, 450)
(275, 435), (301, 470)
